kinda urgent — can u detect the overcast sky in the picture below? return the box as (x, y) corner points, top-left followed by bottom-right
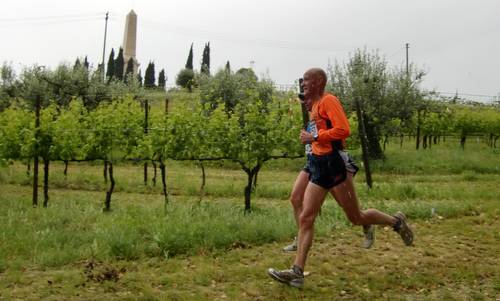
(1, 0), (499, 100)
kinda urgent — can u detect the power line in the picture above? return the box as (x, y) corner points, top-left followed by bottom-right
(0, 12), (106, 22)
(0, 16), (104, 27)
(386, 47), (404, 59)
(436, 91), (497, 98)
(113, 17), (355, 53)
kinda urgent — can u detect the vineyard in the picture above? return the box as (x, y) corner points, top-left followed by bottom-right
(1, 89), (499, 211)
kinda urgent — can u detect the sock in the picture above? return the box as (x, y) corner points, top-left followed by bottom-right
(393, 217), (402, 231)
(292, 265), (304, 276)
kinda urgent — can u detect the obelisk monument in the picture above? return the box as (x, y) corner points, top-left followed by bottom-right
(122, 10), (139, 74)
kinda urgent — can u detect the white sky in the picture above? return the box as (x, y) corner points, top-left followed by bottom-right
(1, 0), (499, 99)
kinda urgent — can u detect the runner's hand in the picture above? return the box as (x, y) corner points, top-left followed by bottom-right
(300, 130), (314, 144)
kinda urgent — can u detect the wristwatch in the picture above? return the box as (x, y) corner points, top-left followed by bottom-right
(313, 133), (318, 141)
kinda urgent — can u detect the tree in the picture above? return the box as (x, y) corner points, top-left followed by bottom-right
(158, 69), (166, 89)
(106, 48), (115, 81)
(176, 68), (195, 92)
(222, 101), (301, 211)
(125, 58), (134, 84)
(200, 42), (210, 75)
(225, 61), (231, 73)
(199, 68), (272, 113)
(144, 62), (156, 88)
(74, 58), (81, 70)
(0, 62), (17, 111)
(137, 69), (143, 86)
(327, 48), (426, 159)
(114, 48), (125, 81)
(185, 43), (194, 70)
(51, 100), (88, 176)
(86, 98), (143, 211)
(83, 56), (90, 70)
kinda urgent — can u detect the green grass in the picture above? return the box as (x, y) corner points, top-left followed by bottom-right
(369, 136), (500, 175)
(0, 186), (300, 267)
(0, 140), (499, 299)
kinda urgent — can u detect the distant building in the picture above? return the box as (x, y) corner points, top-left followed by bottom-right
(122, 10), (139, 75)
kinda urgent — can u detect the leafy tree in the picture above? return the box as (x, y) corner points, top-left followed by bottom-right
(86, 98), (143, 211)
(86, 64), (144, 109)
(38, 104), (58, 207)
(222, 100), (301, 211)
(327, 48), (426, 159)
(134, 99), (302, 211)
(114, 48), (125, 81)
(185, 43), (194, 70)
(176, 68), (195, 92)
(236, 68), (257, 81)
(44, 64), (90, 107)
(51, 100), (88, 175)
(0, 107), (32, 162)
(18, 66), (53, 111)
(106, 48), (115, 81)
(0, 62), (18, 111)
(158, 69), (166, 89)
(200, 42), (210, 75)
(199, 68), (272, 113)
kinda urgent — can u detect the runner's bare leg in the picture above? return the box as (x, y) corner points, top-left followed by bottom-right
(294, 182), (328, 269)
(332, 173), (397, 226)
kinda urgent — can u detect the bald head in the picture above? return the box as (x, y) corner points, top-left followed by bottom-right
(306, 68), (327, 84)
(303, 68), (327, 98)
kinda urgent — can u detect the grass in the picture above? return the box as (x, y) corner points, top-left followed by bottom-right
(0, 212), (498, 300)
(0, 140), (499, 299)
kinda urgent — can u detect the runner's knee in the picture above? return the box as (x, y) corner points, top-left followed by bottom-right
(299, 212), (316, 229)
(289, 193), (302, 208)
(347, 212), (365, 225)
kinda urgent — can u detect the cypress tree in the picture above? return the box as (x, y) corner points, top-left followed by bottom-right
(114, 47), (125, 81)
(144, 63), (151, 88)
(106, 48), (115, 81)
(158, 69), (166, 88)
(144, 62), (156, 88)
(225, 61), (231, 73)
(137, 69), (143, 86)
(97, 63), (104, 74)
(201, 42), (210, 75)
(83, 56), (90, 70)
(125, 58), (135, 84)
(185, 43), (194, 70)
(74, 58), (81, 70)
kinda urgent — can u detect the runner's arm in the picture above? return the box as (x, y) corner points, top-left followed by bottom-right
(316, 96), (350, 143)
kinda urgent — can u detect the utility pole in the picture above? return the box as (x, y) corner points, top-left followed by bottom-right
(102, 12), (109, 80)
(32, 95), (41, 207)
(405, 43), (409, 77)
(144, 99), (149, 185)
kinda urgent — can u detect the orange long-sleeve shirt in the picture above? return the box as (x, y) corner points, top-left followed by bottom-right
(310, 93), (350, 155)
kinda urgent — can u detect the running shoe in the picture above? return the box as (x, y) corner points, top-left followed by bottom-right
(393, 212), (414, 246)
(282, 237), (297, 252)
(267, 266), (304, 288)
(362, 225), (375, 249)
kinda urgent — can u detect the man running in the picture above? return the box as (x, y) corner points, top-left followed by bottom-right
(268, 68), (414, 288)
(283, 89), (374, 252)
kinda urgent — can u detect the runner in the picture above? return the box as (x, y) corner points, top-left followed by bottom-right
(283, 86), (374, 252)
(268, 68), (414, 288)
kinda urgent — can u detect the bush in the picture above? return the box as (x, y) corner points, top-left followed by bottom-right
(175, 68), (195, 92)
